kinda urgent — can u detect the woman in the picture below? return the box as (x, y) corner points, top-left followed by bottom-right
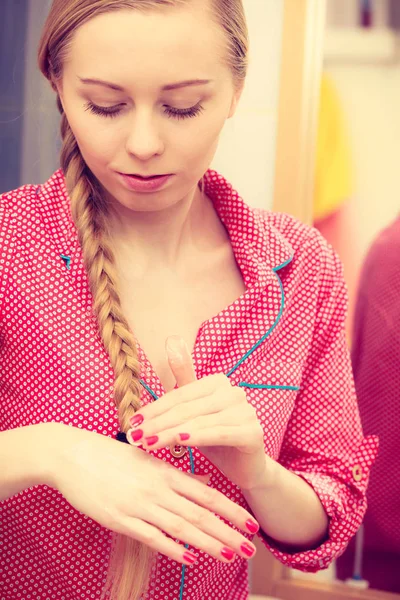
(0, 1), (378, 599)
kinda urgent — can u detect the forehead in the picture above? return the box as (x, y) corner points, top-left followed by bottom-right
(66, 7), (226, 87)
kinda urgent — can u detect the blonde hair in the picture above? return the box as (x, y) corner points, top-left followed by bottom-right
(37, 1), (248, 598)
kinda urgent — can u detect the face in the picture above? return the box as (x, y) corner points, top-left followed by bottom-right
(56, 2), (244, 213)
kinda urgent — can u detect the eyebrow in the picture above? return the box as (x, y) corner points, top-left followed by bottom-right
(78, 77), (212, 91)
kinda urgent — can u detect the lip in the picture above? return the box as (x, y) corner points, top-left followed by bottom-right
(130, 173), (168, 179)
(117, 172), (173, 192)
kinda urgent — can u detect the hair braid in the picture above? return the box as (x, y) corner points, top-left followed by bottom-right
(57, 96), (154, 599)
(58, 98), (144, 427)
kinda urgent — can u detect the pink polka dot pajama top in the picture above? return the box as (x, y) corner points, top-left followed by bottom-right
(0, 169), (378, 599)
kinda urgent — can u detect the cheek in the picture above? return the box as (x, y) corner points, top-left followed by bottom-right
(181, 116), (225, 162)
(195, 122), (223, 165)
(67, 110), (121, 163)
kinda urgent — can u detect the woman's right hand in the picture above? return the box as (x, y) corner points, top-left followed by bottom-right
(49, 424), (259, 565)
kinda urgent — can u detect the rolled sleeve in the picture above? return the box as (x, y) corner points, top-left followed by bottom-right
(256, 241), (379, 571)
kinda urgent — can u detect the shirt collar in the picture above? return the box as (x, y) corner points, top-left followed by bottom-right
(37, 167), (294, 278)
(203, 168), (294, 277)
(37, 168), (295, 382)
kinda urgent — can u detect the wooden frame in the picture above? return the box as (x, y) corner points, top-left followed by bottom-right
(271, 580), (400, 600)
(272, 0), (327, 226)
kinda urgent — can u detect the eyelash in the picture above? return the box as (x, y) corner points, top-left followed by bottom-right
(84, 101), (204, 120)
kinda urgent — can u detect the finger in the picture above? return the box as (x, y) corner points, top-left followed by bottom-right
(131, 376), (218, 424)
(140, 389), (240, 438)
(132, 374), (231, 424)
(175, 424), (263, 452)
(115, 515), (199, 566)
(165, 335), (197, 387)
(142, 504), (239, 564)
(187, 473), (211, 485)
(141, 409), (257, 451)
(170, 469), (260, 536)
(158, 491), (257, 561)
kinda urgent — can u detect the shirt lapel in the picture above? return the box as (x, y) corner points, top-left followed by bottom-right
(192, 170), (294, 381)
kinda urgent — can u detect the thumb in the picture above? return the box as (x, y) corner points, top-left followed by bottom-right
(165, 335), (197, 387)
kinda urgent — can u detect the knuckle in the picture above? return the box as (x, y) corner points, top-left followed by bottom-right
(236, 387), (248, 403)
(218, 429), (229, 442)
(169, 516), (186, 539)
(190, 507), (206, 528)
(245, 402), (257, 417)
(164, 467), (180, 487)
(103, 507), (122, 530)
(138, 528), (156, 546)
(200, 485), (218, 507)
(143, 480), (159, 501)
(179, 404), (193, 422)
(214, 373), (230, 387)
(255, 430), (264, 445)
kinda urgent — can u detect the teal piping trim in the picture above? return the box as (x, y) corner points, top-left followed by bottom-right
(273, 256), (294, 272)
(139, 254), (294, 599)
(178, 446), (195, 600)
(139, 379), (159, 401)
(238, 383), (300, 391)
(60, 254), (71, 270)
(179, 565), (187, 600)
(187, 447), (195, 473)
(226, 255), (294, 378)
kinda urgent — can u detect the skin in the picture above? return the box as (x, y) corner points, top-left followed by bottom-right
(54, 1), (329, 554)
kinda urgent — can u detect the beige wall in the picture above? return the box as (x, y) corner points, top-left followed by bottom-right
(211, 0), (284, 211)
(324, 3), (400, 261)
(325, 61), (400, 260)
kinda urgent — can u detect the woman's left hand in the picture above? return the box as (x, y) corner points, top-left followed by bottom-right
(128, 336), (268, 491)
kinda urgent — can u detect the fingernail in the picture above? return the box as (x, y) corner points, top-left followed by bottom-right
(145, 435), (159, 446)
(129, 414), (144, 428)
(166, 336), (187, 362)
(245, 519), (260, 534)
(183, 551), (197, 564)
(128, 428), (143, 443)
(240, 542), (255, 557)
(221, 547), (236, 561)
(178, 433), (191, 441)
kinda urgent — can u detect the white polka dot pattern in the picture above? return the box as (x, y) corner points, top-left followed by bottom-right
(0, 169), (378, 599)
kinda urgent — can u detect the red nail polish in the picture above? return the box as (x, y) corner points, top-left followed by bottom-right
(245, 519), (260, 534)
(145, 435), (159, 446)
(178, 433), (190, 441)
(183, 551), (197, 564)
(220, 547), (235, 561)
(129, 414), (144, 428)
(129, 428), (143, 442)
(240, 542), (255, 557)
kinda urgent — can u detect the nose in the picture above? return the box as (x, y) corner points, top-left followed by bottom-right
(125, 108), (165, 161)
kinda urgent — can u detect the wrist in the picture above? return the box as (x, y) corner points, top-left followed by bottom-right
(241, 454), (278, 493)
(44, 423), (102, 489)
(34, 422), (65, 488)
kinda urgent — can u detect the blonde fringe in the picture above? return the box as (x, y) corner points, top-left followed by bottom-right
(58, 100), (155, 599)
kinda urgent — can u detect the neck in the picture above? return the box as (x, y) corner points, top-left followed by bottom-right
(106, 183), (224, 278)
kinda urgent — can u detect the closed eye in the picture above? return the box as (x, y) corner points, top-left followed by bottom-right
(84, 101), (205, 120)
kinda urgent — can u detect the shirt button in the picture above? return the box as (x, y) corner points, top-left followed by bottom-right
(170, 444), (187, 458)
(352, 464), (363, 482)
